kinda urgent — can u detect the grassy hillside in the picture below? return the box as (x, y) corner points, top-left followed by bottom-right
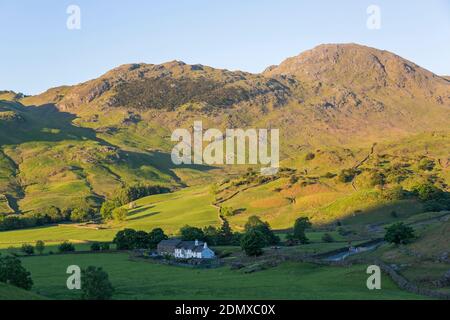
(0, 282), (45, 300)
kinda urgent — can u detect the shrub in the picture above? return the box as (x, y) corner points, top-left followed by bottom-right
(305, 152), (315, 161)
(321, 233), (334, 243)
(21, 244), (34, 255)
(338, 169), (358, 183)
(35, 240), (45, 255)
(58, 241), (75, 253)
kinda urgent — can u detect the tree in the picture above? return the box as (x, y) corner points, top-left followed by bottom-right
(58, 241), (75, 253)
(113, 229), (138, 250)
(134, 230), (151, 249)
(90, 242), (101, 251)
(0, 255), (33, 290)
(35, 240), (45, 255)
(112, 208), (128, 222)
(244, 216), (279, 246)
(70, 207), (95, 222)
(384, 223), (416, 245)
(202, 226), (218, 246)
(217, 218), (233, 245)
(100, 200), (118, 221)
(81, 266), (114, 300)
(413, 183), (443, 202)
(293, 217), (312, 244)
(148, 228), (168, 249)
(100, 242), (110, 251)
(180, 225), (205, 241)
(240, 229), (265, 256)
(21, 243), (34, 255)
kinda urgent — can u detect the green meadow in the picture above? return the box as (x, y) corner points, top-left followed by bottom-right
(20, 252), (424, 300)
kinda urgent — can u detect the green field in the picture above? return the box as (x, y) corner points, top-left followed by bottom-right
(20, 252), (424, 300)
(0, 282), (45, 300)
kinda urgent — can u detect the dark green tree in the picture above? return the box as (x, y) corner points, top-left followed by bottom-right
(148, 228), (168, 249)
(0, 255), (33, 290)
(384, 222), (416, 245)
(217, 218), (234, 245)
(58, 241), (75, 253)
(244, 216), (279, 246)
(35, 240), (45, 255)
(81, 266), (114, 300)
(180, 225), (205, 241)
(240, 229), (265, 257)
(293, 217), (312, 244)
(113, 229), (138, 250)
(21, 243), (34, 255)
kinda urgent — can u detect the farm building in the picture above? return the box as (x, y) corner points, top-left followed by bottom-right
(157, 239), (215, 259)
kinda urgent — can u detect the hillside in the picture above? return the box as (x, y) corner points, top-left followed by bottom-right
(1, 43), (449, 223)
(0, 282), (45, 300)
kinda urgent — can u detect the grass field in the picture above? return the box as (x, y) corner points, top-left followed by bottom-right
(0, 282), (45, 300)
(20, 252), (425, 300)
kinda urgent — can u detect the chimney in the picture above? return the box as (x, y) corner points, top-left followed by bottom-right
(195, 239), (198, 246)
(204, 242), (208, 249)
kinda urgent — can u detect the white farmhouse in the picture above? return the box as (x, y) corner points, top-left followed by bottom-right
(157, 239), (215, 259)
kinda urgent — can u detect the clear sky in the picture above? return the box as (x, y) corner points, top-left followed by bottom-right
(1, 0), (449, 95)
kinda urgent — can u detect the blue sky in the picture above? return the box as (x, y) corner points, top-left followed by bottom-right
(1, 0), (449, 95)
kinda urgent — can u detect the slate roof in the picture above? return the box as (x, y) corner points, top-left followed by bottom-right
(157, 239), (206, 252)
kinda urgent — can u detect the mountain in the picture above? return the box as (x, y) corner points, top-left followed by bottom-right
(1, 43), (449, 215)
(22, 43), (450, 148)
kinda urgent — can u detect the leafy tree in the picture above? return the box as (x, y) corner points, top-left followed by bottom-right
(293, 217), (312, 244)
(180, 225), (205, 241)
(244, 216), (279, 246)
(384, 222), (416, 245)
(134, 231), (151, 249)
(203, 226), (219, 246)
(100, 200), (118, 221)
(21, 243), (34, 255)
(35, 240), (45, 255)
(148, 228), (168, 249)
(81, 266), (114, 300)
(113, 229), (138, 250)
(58, 241), (75, 253)
(217, 218), (234, 245)
(70, 207), (95, 222)
(413, 183), (443, 202)
(240, 229), (265, 257)
(112, 208), (128, 222)
(100, 243), (110, 251)
(0, 255), (33, 290)
(90, 242), (101, 251)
